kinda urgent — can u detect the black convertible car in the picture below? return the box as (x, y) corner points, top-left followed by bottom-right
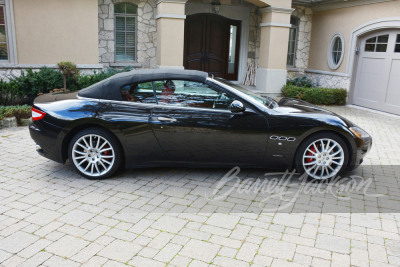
(30, 69), (372, 180)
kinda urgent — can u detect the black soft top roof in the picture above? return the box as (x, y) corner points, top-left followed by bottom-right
(78, 69), (209, 100)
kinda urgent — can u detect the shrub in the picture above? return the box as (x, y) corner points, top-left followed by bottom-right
(287, 75), (313, 88)
(0, 80), (22, 106)
(57, 62), (80, 90)
(11, 67), (63, 101)
(0, 105), (31, 120)
(281, 85), (347, 105)
(0, 65), (133, 106)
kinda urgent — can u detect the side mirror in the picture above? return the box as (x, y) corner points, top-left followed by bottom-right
(230, 100), (246, 113)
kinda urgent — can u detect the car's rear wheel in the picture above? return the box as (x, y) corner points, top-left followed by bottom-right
(68, 128), (122, 179)
(295, 132), (349, 180)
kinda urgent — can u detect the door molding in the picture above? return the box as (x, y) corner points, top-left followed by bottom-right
(185, 2), (250, 83)
(347, 17), (400, 104)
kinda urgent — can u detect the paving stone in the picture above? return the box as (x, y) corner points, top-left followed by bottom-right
(25, 209), (62, 226)
(273, 213), (304, 228)
(179, 239), (220, 263)
(1, 254), (25, 267)
(78, 192), (110, 205)
(71, 243), (104, 263)
(332, 252), (350, 267)
(18, 238), (52, 258)
(259, 238), (296, 260)
(154, 243), (182, 262)
(351, 248), (370, 267)
(0, 249), (12, 263)
(0, 232), (39, 253)
(151, 215), (187, 234)
(206, 214), (240, 229)
(271, 259), (303, 267)
(58, 209), (96, 227)
(98, 239), (142, 263)
(315, 233), (350, 254)
(46, 235), (89, 258)
(19, 192), (50, 205)
(20, 251), (52, 267)
(128, 256), (166, 267)
(236, 242), (259, 262)
(213, 256), (249, 267)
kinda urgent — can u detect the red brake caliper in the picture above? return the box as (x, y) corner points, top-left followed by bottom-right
(103, 144), (111, 156)
(307, 147), (316, 163)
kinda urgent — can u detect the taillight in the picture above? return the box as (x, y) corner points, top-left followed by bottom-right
(32, 107), (46, 121)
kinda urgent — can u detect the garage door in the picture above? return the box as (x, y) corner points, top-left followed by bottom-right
(353, 30), (400, 115)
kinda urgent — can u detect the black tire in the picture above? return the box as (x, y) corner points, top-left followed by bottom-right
(294, 132), (349, 181)
(68, 128), (123, 179)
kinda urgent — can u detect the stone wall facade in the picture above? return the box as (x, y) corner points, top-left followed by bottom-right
(98, 0), (157, 68)
(292, 6), (312, 70)
(0, 65), (103, 81)
(288, 7), (351, 91)
(248, 6), (261, 66)
(288, 71), (351, 90)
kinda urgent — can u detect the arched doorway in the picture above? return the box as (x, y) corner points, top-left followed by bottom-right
(184, 14), (241, 80)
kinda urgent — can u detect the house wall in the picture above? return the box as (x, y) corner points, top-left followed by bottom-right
(308, 0), (400, 74)
(13, 0), (99, 64)
(98, 0), (157, 68)
(292, 6), (312, 70)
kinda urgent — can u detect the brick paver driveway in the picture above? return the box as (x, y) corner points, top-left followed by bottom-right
(0, 105), (399, 267)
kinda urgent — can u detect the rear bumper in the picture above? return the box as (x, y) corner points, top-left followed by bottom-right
(29, 122), (64, 163)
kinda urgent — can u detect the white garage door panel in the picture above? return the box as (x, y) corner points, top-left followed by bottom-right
(385, 59), (400, 110)
(355, 57), (386, 104)
(353, 30), (400, 115)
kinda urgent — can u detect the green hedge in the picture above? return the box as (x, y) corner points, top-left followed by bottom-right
(282, 85), (347, 105)
(0, 66), (133, 106)
(0, 105), (31, 120)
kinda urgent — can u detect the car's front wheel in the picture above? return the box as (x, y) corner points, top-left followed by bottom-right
(68, 128), (122, 179)
(295, 132), (349, 180)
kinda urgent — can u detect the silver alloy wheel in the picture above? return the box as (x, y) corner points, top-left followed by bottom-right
(71, 134), (115, 177)
(302, 138), (345, 180)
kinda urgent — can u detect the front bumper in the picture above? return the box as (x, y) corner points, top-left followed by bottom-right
(347, 135), (373, 171)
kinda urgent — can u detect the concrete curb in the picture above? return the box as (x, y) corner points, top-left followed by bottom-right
(0, 117), (17, 129)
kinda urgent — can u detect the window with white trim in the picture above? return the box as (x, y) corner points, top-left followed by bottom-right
(365, 34), (389, 53)
(115, 3), (137, 62)
(0, 0), (17, 63)
(395, 34), (400, 53)
(0, 5), (8, 60)
(287, 16), (299, 67)
(327, 33), (344, 70)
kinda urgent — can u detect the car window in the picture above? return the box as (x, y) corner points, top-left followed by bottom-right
(120, 82), (157, 104)
(153, 80), (236, 110)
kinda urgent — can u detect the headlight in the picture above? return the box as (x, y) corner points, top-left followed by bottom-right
(349, 126), (370, 139)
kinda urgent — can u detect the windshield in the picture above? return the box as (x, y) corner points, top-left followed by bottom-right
(214, 78), (277, 109)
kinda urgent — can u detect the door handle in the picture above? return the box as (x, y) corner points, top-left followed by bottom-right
(157, 116), (177, 122)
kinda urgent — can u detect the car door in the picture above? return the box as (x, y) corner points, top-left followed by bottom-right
(99, 82), (164, 165)
(149, 79), (269, 167)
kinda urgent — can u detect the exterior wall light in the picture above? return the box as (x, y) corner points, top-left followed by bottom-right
(211, 0), (221, 14)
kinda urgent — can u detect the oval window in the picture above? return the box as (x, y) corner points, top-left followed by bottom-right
(327, 33), (345, 70)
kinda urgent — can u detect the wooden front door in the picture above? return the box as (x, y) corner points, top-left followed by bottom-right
(184, 14), (241, 80)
